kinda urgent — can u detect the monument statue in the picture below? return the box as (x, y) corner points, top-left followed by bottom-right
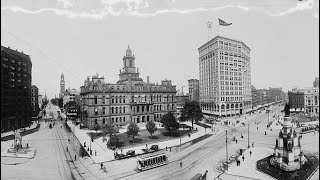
(288, 141), (293, 151)
(284, 103), (290, 117)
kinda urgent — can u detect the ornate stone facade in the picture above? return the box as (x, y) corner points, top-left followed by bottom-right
(80, 46), (177, 129)
(270, 105), (307, 171)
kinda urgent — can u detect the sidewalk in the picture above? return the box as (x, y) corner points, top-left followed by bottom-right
(219, 147), (274, 180)
(67, 120), (216, 163)
(1, 121), (40, 138)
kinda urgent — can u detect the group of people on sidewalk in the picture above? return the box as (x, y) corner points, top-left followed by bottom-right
(236, 150), (252, 167)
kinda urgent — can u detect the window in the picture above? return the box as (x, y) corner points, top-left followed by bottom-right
(102, 96), (105, 104)
(95, 96), (98, 104)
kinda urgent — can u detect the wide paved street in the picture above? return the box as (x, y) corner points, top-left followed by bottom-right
(1, 120), (73, 180)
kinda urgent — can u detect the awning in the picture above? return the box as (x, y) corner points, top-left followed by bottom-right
(290, 108), (295, 112)
(301, 108), (305, 112)
(296, 108), (301, 112)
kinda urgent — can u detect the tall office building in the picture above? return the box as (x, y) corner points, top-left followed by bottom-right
(31, 85), (40, 117)
(1, 46), (32, 132)
(188, 79), (200, 102)
(198, 36), (252, 117)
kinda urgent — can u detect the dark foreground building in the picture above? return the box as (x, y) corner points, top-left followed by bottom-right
(1, 46), (32, 132)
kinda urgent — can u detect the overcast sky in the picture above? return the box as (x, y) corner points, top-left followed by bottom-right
(1, 0), (319, 99)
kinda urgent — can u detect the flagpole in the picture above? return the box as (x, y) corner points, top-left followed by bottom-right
(217, 18), (220, 36)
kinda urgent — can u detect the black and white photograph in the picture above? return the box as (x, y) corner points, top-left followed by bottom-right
(1, 0), (319, 179)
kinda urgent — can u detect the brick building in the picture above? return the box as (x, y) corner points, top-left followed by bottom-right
(1, 46), (32, 132)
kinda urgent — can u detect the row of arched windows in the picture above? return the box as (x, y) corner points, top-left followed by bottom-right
(202, 103), (243, 110)
(111, 106), (126, 114)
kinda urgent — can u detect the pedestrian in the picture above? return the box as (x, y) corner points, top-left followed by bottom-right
(170, 147), (172, 152)
(257, 126), (258, 130)
(87, 147), (89, 152)
(250, 151), (252, 157)
(252, 142), (254, 148)
(95, 150), (97, 156)
(121, 149), (123, 154)
(235, 139), (238, 144)
(201, 170), (208, 180)
(27, 143), (29, 148)
(75, 155), (76, 160)
(166, 146), (168, 151)
(238, 159), (241, 166)
(242, 155), (245, 161)
(66, 147), (68, 152)
(180, 161), (182, 168)
(265, 131), (267, 135)
(84, 142), (86, 147)
(68, 138), (70, 143)
(100, 163), (103, 169)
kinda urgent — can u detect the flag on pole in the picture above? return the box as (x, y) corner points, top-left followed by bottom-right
(219, 18), (232, 26)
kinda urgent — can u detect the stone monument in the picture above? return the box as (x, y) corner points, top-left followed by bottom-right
(270, 104), (307, 171)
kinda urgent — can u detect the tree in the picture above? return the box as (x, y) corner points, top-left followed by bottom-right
(146, 121), (157, 139)
(161, 112), (179, 133)
(94, 123), (100, 133)
(57, 98), (63, 108)
(127, 122), (139, 141)
(41, 98), (49, 110)
(180, 101), (203, 128)
(102, 124), (119, 146)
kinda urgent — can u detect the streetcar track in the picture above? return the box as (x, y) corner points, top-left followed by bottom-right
(117, 106), (282, 180)
(58, 122), (102, 180)
(51, 125), (70, 180)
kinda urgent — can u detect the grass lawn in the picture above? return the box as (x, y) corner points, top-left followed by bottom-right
(108, 127), (195, 149)
(291, 114), (319, 123)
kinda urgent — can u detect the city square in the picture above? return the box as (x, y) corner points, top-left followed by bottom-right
(1, 0), (319, 180)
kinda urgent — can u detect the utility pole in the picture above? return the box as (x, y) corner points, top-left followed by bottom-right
(179, 126), (181, 151)
(248, 124), (250, 148)
(205, 125), (206, 135)
(226, 130), (228, 171)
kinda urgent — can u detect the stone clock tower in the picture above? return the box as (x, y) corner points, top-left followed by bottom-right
(117, 46), (144, 84)
(59, 72), (65, 98)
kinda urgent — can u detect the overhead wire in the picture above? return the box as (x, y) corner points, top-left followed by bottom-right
(1, 27), (84, 83)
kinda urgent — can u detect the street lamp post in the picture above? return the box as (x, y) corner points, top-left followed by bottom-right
(90, 137), (93, 156)
(225, 130), (228, 171)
